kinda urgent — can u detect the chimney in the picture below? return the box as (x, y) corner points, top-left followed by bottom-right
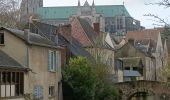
(55, 29), (59, 45)
(93, 23), (100, 34)
(24, 29), (30, 42)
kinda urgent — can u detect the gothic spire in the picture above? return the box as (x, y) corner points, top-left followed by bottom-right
(92, 0), (95, 7)
(84, 0), (90, 6)
(78, 0), (80, 6)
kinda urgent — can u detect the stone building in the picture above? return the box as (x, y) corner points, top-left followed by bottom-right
(20, 0), (144, 35)
(115, 42), (155, 82)
(126, 29), (168, 82)
(0, 27), (62, 100)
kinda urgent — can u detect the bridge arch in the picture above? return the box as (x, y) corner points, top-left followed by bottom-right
(115, 80), (170, 100)
(127, 89), (155, 100)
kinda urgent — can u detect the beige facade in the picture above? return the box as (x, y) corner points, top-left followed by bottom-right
(115, 43), (156, 82)
(0, 28), (62, 100)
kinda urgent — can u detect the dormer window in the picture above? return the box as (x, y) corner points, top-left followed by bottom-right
(0, 33), (4, 44)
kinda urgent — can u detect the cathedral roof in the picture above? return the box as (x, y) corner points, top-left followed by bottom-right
(37, 5), (131, 19)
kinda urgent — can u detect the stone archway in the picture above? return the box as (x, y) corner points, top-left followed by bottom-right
(127, 89), (155, 100)
(121, 88), (155, 100)
(115, 80), (170, 100)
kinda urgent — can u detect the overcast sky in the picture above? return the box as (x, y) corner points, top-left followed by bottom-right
(43, 0), (170, 29)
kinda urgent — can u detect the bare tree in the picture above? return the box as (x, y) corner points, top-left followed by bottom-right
(147, 0), (170, 8)
(0, 0), (21, 28)
(145, 0), (170, 26)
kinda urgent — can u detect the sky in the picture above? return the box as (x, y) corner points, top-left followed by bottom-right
(43, 0), (170, 29)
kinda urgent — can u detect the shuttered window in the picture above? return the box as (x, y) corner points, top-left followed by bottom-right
(34, 85), (43, 99)
(56, 51), (61, 72)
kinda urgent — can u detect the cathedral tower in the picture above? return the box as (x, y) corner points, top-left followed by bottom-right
(20, 0), (43, 23)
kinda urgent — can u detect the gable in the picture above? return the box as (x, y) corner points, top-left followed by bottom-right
(0, 29), (28, 67)
(71, 17), (93, 47)
(115, 43), (145, 58)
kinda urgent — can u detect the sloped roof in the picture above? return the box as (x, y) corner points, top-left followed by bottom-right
(29, 21), (94, 59)
(115, 42), (152, 57)
(77, 17), (98, 44)
(126, 29), (163, 54)
(135, 39), (157, 53)
(126, 29), (161, 43)
(0, 50), (26, 69)
(37, 5), (131, 20)
(120, 57), (142, 67)
(123, 70), (141, 77)
(0, 27), (57, 48)
(58, 34), (94, 59)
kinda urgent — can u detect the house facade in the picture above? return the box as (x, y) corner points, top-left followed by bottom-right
(0, 27), (62, 100)
(71, 17), (117, 81)
(126, 29), (168, 82)
(115, 43), (155, 82)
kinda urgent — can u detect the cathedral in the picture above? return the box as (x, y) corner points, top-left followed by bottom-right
(20, 0), (43, 22)
(20, 0), (144, 35)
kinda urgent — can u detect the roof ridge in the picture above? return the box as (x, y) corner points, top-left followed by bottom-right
(41, 5), (125, 8)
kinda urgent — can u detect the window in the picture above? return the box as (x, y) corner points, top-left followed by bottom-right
(0, 33), (4, 44)
(48, 50), (61, 72)
(133, 67), (138, 71)
(49, 86), (55, 97)
(0, 71), (24, 98)
(124, 67), (130, 70)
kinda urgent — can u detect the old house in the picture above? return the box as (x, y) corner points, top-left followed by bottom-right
(126, 29), (168, 82)
(29, 21), (94, 65)
(71, 17), (117, 80)
(115, 42), (155, 82)
(71, 17), (99, 47)
(0, 27), (62, 100)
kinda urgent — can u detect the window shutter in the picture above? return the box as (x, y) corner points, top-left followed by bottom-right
(48, 50), (52, 70)
(39, 86), (43, 99)
(56, 51), (59, 71)
(34, 86), (38, 98)
(56, 51), (61, 72)
(58, 51), (61, 72)
(34, 86), (43, 99)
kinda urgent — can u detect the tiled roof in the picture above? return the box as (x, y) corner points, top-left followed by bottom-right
(126, 29), (162, 54)
(58, 34), (94, 60)
(0, 27), (57, 48)
(135, 39), (157, 53)
(0, 50), (26, 69)
(77, 17), (98, 44)
(126, 29), (161, 43)
(29, 21), (94, 59)
(37, 5), (131, 20)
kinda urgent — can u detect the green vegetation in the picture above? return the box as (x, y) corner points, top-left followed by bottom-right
(94, 61), (118, 100)
(62, 57), (97, 100)
(62, 57), (118, 100)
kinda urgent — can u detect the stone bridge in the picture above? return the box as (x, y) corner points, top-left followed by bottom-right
(115, 80), (170, 100)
